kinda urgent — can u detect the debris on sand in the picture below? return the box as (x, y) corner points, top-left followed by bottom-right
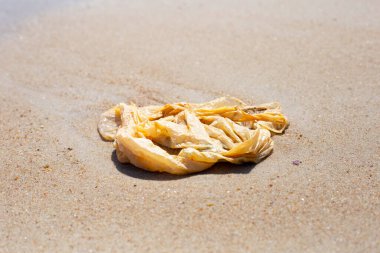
(98, 97), (289, 175)
(42, 164), (52, 172)
(292, 160), (302, 166)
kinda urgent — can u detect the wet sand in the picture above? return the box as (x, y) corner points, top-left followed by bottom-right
(1, 0), (379, 252)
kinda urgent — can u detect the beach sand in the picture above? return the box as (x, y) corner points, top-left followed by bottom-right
(1, 0), (379, 252)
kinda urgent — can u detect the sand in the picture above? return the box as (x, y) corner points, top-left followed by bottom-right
(0, 0), (379, 252)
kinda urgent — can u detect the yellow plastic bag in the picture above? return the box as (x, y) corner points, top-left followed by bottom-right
(98, 97), (288, 175)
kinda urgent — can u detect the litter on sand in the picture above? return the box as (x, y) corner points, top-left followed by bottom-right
(98, 97), (288, 175)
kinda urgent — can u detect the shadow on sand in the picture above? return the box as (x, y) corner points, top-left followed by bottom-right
(111, 150), (256, 181)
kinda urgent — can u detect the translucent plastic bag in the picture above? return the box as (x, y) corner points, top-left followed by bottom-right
(98, 97), (288, 175)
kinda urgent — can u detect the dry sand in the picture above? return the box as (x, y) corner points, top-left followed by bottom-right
(1, 0), (379, 252)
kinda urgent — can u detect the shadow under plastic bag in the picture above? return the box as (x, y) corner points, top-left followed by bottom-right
(111, 150), (256, 181)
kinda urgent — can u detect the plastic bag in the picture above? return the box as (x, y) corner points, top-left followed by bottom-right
(98, 97), (288, 175)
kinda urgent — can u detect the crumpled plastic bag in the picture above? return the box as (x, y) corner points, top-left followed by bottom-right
(98, 97), (288, 175)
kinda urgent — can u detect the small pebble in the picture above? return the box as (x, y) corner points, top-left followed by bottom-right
(292, 160), (302, 166)
(43, 164), (52, 172)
